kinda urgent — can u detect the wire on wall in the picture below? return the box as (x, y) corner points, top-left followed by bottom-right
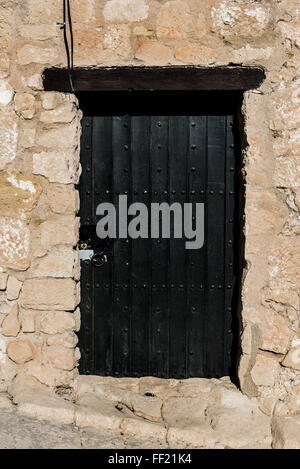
(62, 0), (75, 92)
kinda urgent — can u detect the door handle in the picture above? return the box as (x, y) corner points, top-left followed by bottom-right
(91, 252), (108, 267)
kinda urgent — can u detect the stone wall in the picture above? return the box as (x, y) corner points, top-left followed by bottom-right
(0, 0), (299, 424)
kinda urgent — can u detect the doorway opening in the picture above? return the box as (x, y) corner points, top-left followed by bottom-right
(76, 90), (243, 382)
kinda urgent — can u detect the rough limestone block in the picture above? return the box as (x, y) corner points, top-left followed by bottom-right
(17, 44), (60, 66)
(0, 107), (17, 170)
(40, 103), (77, 124)
(32, 151), (80, 184)
(0, 170), (42, 221)
(250, 354), (280, 387)
(0, 273), (8, 290)
(14, 93), (35, 119)
(282, 348), (300, 371)
(6, 277), (22, 301)
(1, 305), (20, 337)
(40, 311), (76, 335)
(0, 217), (30, 271)
(39, 217), (79, 248)
(135, 41), (172, 65)
(20, 278), (79, 311)
(103, 0), (149, 23)
(47, 185), (79, 215)
(7, 339), (35, 364)
(156, 1), (192, 40)
(46, 346), (76, 371)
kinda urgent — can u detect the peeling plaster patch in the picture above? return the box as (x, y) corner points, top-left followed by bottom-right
(0, 108), (18, 169)
(245, 7), (268, 24)
(0, 80), (14, 105)
(211, 3), (240, 29)
(0, 217), (30, 271)
(104, 26), (122, 49)
(7, 174), (36, 194)
(0, 337), (6, 364)
(103, 0), (149, 23)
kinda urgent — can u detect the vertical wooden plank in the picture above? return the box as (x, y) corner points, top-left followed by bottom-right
(168, 115), (188, 379)
(79, 116), (93, 225)
(112, 115), (131, 376)
(130, 115), (151, 376)
(224, 115), (236, 375)
(205, 115), (226, 377)
(149, 116), (169, 377)
(186, 115), (207, 378)
(78, 116), (94, 374)
(93, 116), (114, 375)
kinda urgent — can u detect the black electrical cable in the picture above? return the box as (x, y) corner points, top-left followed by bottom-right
(63, 0), (75, 92)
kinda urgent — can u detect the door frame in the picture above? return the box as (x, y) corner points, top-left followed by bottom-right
(43, 66), (265, 383)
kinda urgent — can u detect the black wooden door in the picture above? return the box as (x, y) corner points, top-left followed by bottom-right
(78, 92), (239, 379)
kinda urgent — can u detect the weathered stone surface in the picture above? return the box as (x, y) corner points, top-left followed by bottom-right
(40, 103), (77, 124)
(47, 185), (79, 215)
(40, 311), (76, 335)
(120, 418), (167, 442)
(167, 425), (224, 449)
(103, 25), (132, 58)
(73, 24), (104, 65)
(21, 313), (35, 333)
(0, 273), (8, 291)
(0, 170), (42, 221)
(14, 93), (35, 119)
(268, 237), (300, 290)
(10, 374), (75, 425)
(125, 393), (162, 423)
(24, 361), (76, 387)
(273, 156), (300, 188)
(250, 354), (280, 387)
(175, 44), (216, 65)
(27, 0), (61, 24)
(246, 191), (288, 236)
(0, 107), (17, 170)
(7, 339), (35, 364)
(1, 305), (20, 337)
(17, 45), (60, 66)
(46, 346), (76, 371)
(0, 217), (30, 270)
(18, 24), (59, 41)
(103, 0), (149, 23)
(39, 217), (79, 248)
(261, 288), (299, 313)
(20, 128), (36, 148)
(272, 417), (300, 449)
(75, 393), (128, 431)
(211, 1), (271, 40)
(135, 41), (172, 65)
(6, 277), (22, 301)
(46, 332), (78, 349)
(32, 151), (81, 184)
(36, 122), (80, 149)
(282, 348), (300, 371)
(0, 393), (13, 410)
(157, 1), (192, 40)
(41, 92), (61, 111)
(163, 397), (207, 427)
(31, 247), (78, 278)
(0, 55), (10, 80)
(260, 310), (293, 355)
(205, 405), (272, 449)
(20, 279), (79, 311)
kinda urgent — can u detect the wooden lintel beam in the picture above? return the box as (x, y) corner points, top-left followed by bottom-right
(43, 66), (265, 92)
